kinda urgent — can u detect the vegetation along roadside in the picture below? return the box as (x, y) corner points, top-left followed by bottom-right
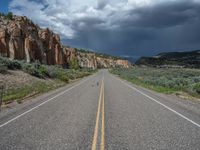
(0, 56), (96, 104)
(110, 67), (200, 100)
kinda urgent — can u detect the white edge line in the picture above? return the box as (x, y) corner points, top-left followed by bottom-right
(112, 75), (200, 128)
(0, 75), (94, 128)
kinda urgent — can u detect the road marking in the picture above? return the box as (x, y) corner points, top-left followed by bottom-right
(113, 75), (200, 128)
(101, 76), (105, 150)
(92, 78), (103, 150)
(0, 75), (94, 128)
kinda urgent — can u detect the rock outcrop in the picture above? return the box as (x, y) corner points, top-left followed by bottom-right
(38, 29), (64, 65)
(0, 15), (130, 68)
(77, 52), (97, 69)
(0, 16), (64, 65)
(63, 47), (76, 65)
(96, 57), (130, 68)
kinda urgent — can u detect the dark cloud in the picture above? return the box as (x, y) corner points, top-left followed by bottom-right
(64, 0), (200, 59)
(9, 0), (200, 59)
(97, 0), (107, 10)
(126, 1), (200, 28)
(72, 17), (105, 29)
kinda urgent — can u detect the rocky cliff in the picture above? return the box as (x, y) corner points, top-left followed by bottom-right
(0, 15), (64, 65)
(63, 47), (130, 69)
(0, 15), (130, 68)
(96, 56), (130, 68)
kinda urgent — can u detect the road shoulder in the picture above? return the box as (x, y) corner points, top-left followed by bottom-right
(0, 74), (95, 126)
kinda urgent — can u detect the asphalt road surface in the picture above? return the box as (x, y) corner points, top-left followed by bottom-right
(0, 70), (200, 150)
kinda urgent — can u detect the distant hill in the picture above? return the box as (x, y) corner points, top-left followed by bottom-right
(122, 56), (138, 64)
(136, 50), (200, 68)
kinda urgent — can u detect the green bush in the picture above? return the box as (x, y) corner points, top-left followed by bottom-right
(22, 63), (44, 78)
(69, 58), (79, 69)
(38, 65), (48, 76)
(10, 60), (22, 69)
(0, 64), (7, 73)
(21, 61), (50, 78)
(0, 56), (22, 70)
(193, 83), (200, 94)
(58, 74), (69, 83)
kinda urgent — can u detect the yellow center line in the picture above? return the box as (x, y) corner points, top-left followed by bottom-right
(100, 77), (105, 150)
(92, 78), (103, 150)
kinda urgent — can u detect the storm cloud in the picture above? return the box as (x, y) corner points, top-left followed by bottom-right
(9, 0), (200, 59)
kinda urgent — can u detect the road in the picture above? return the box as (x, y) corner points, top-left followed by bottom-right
(0, 70), (200, 150)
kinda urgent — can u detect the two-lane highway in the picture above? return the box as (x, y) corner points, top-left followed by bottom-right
(104, 72), (200, 149)
(91, 75), (105, 150)
(0, 70), (200, 150)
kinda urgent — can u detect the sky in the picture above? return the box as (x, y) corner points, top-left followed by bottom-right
(1, 0), (200, 60)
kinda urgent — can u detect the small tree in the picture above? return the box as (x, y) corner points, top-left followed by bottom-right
(6, 12), (13, 20)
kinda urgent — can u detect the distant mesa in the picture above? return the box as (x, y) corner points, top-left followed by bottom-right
(0, 14), (130, 69)
(136, 50), (200, 68)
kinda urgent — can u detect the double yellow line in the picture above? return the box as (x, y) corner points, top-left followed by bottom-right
(92, 77), (105, 150)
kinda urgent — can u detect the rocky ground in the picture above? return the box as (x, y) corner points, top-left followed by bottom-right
(0, 70), (66, 104)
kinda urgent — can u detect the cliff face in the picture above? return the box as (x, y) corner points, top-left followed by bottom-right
(63, 48), (129, 69)
(0, 16), (64, 65)
(0, 15), (130, 68)
(77, 52), (97, 69)
(96, 57), (130, 68)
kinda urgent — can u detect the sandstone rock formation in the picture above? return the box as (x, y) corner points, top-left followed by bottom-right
(0, 29), (8, 57)
(0, 15), (130, 68)
(63, 47), (76, 65)
(96, 57), (130, 68)
(77, 52), (97, 69)
(0, 16), (63, 65)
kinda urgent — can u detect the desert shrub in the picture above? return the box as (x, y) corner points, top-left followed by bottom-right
(46, 66), (59, 78)
(69, 58), (79, 69)
(193, 83), (200, 94)
(191, 77), (200, 83)
(0, 56), (22, 69)
(0, 64), (7, 73)
(57, 74), (69, 83)
(22, 61), (49, 78)
(46, 65), (66, 78)
(38, 65), (48, 76)
(0, 56), (94, 81)
(111, 67), (200, 95)
(9, 60), (22, 69)
(22, 63), (44, 78)
(66, 72), (76, 80)
(45, 66), (71, 82)
(0, 56), (11, 67)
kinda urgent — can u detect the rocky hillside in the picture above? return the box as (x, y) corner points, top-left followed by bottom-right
(136, 50), (200, 68)
(0, 15), (130, 69)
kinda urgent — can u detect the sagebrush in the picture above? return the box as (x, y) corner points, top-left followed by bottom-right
(111, 67), (200, 97)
